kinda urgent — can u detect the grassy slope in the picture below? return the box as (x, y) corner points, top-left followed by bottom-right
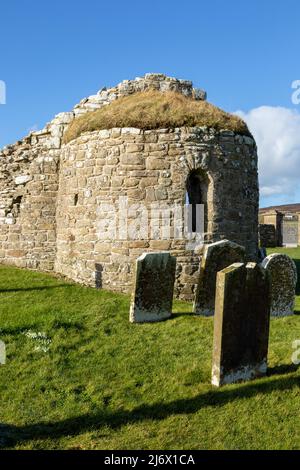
(63, 90), (250, 144)
(0, 248), (299, 450)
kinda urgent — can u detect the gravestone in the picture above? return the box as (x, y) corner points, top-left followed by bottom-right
(212, 262), (271, 386)
(129, 252), (176, 323)
(193, 240), (245, 316)
(261, 253), (297, 316)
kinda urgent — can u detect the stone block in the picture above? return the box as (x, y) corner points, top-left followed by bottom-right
(15, 175), (32, 185)
(146, 158), (170, 170)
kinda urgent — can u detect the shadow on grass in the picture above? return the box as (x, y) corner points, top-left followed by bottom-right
(1, 373), (299, 448)
(0, 321), (84, 336)
(267, 363), (299, 376)
(170, 311), (195, 319)
(0, 284), (71, 293)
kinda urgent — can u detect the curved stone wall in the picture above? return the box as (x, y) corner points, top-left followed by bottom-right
(0, 73), (258, 301)
(0, 73), (206, 276)
(54, 126), (258, 300)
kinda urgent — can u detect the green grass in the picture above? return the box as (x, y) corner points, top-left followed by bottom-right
(63, 90), (250, 144)
(0, 247), (299, 450)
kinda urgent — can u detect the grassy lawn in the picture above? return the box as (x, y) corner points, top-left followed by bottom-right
(0, 247), (299, 450)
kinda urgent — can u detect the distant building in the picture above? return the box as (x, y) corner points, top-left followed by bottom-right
(259, 204), (300, 247)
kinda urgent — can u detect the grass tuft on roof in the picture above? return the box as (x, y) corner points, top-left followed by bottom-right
(63, 90), (250, 143)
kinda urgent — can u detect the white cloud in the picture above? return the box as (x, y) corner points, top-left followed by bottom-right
(235, 106), (300, 201)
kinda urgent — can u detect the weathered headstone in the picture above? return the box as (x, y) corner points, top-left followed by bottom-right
(212, 262), (271, 386)
(261, 253), (297, 316)
(193, 240), (245, 316)
(129, 252), (176, 323)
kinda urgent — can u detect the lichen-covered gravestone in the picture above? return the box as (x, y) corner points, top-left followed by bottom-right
(261, 253), (297, 316)
(212, 262), (271, 386)
(193, 240), (245, 316)
(129, 252), (176, 323)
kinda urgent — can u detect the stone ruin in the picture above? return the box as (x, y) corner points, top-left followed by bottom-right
(0, 73), (259, 301)
(0, 70), (297, 388)
(262, 253), (297, 316)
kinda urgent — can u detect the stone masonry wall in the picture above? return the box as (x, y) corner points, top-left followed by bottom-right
(0, 111), (76, 270)
(0, 73), (258, 301)
(0, 74), (206, 274)
(0, 132), (59, 270)
(55, 126), (258, 300)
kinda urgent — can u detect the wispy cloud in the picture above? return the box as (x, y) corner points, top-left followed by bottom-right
(236, 106), (300, 201)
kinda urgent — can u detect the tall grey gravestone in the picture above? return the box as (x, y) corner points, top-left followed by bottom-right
(212, 262), (271, 387)
(193, 240), (245, 316)
(261, 253), (297, 316)
(129, 252), (176, 323)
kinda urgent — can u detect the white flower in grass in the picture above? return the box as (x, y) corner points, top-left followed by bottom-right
(23, 330), (52, 353)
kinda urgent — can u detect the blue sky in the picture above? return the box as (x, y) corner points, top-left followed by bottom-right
(0, 0), (300, 207)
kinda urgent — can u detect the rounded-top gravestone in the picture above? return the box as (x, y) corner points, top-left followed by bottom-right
(261, 253), (297, 317)
(193, 239), (245, 316)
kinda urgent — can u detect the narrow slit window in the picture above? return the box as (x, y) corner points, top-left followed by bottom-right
(186, 173), (202, 232)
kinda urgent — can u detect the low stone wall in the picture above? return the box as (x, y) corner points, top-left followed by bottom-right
(259, 224), (276, 248)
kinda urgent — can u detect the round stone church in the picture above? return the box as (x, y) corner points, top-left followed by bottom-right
(0, 73), (259, 300)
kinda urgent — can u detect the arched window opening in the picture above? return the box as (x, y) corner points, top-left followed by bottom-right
(186, 170), (208, 234)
